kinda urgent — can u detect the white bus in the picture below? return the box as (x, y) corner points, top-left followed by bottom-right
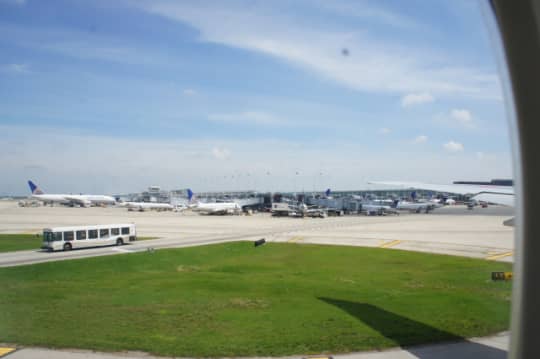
(41, 223), (137, 251)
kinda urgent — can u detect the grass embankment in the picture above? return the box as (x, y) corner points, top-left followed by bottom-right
(0, 234), (159, 253)
(0, 242), (512, 356)
(0, 234), (42, 252)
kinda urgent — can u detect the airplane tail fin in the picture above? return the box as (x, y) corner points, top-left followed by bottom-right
(325, 188), (331, 197)
(28, 180), (44, 195)
(187, 188), (194, 202)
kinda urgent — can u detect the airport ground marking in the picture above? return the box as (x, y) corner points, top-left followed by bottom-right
(0, 348), (15, 357)
(380, 239), (401, 248)
(288, 236), (304, 243)
(486, 251), (513, 261)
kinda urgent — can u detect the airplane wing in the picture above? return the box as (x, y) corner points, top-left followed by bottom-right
(369, 181), (515, 207)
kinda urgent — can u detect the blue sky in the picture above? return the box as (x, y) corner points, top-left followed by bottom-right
(0, 0), (512, 194)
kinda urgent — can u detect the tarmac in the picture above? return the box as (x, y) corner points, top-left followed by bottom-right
(0, 200), (515, 358)
(0, 201), (515, 267)
(0, 332), (509, 359)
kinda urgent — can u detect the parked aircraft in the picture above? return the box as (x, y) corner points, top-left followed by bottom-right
(370, 181), (515, 207)
(361, 202), (398, 216)
(271, 201), (326, 218)
(187, 189), (241, 215)
(395, 200), (439, 213)
(27, 180), (116, 207)
(121, 201), (174, 212)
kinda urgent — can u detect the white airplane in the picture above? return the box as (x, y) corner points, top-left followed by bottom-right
(187, 189), (241, 215)
(361, 202), (400, 215)
(121, 201), (174, 212)
(28, 180), (116, 207)
(395, 200), (440, 213)
(369, 181), (515, 207)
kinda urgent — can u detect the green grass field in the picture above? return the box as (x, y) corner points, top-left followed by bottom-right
(0, 242), (512, 356)
(0, 234), (158, 253)
(0, 234), (42, 252)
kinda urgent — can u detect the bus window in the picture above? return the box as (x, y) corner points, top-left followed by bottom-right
(100, 229), (109, 238)
(64, 231), (74, 241)
(88, 230), (98, 239)
(111, 228), (120, 236)
(121, 227), (130, 235)
(76, 230), (87, 240)
(46, 232), (62, 241)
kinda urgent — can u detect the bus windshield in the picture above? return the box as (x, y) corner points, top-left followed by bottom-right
(43, 231), (62, 242)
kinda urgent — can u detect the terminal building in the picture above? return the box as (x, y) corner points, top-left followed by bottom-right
(124, 181), (497, 213)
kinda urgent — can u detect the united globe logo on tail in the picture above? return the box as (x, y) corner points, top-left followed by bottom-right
(28, 180), (44, 195)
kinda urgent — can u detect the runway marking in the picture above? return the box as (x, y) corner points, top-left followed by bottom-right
(380, 240), (401, 248)
(288, 236), (304, 243)
(0, 348), (15, 357)
(486, 251), (513, 261)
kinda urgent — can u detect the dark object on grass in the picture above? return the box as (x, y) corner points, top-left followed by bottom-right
(254, 238), (266, 247)
(492, 271), (513, 281)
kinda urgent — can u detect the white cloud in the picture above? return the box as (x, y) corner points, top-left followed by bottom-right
(209, 111), (285, 126)
(443, 140), (464, 152)
(401, 92), (434, 107)
(450, 108), (473, 125)
(434, 108), (475, 129)
(212, 146), (231, 160)
(412, 135), (428, 144)
(379, 127), (391, 135)
(0, 125), (512, 194)
(135, 1), (501, 100)
(182, 89), (197, 96)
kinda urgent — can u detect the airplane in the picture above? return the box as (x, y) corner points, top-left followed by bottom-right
(394, 200), (440, 213)
(120, 201), (174, 212)
(27, 180), (116, 207)
(361, 202), (393, 215)
(187, 189), (242, 215)
(303, 204), (327, 218)
(369, 181), (515, 207)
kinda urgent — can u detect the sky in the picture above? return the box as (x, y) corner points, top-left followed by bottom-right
(0, 0), (513, 195)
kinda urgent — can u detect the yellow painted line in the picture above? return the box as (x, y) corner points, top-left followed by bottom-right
(380, 239), (401, 248)
(0, 348), (15, 357)
(486, 251), (513, 261)
(288, 236), (304, 243)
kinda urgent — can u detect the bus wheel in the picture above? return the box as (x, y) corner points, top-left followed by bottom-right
(63, 243), (72, 251)
(116, 238), (124, 246)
